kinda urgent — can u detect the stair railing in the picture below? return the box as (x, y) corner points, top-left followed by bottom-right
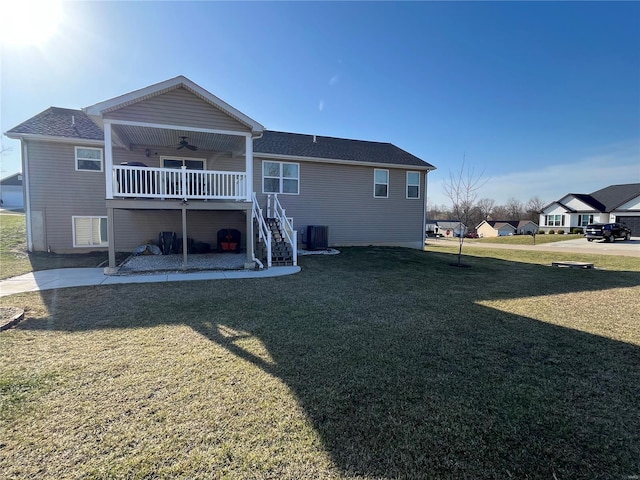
(252, 193), (272, 268)
(269, 194), (297, 266)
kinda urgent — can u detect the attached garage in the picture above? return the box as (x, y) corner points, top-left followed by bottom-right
(616, 216), (640, 236)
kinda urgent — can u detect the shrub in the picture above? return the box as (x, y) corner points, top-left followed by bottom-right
(548, 230), (555, 234)
(572, 228), (584, 234)
(557, 229), (565, 235)
(538, 230), (545, 235)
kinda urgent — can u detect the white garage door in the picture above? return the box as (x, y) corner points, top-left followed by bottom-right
(1, 188), (24, 208)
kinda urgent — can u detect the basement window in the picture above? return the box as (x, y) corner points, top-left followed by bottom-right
(73, 216), (108, 247)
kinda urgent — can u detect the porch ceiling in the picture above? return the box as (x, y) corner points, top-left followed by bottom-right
(113, 124), (246, 154)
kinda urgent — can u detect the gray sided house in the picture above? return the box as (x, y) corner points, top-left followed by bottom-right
(540, 183), (640, 235)
(5, 76), (435, 270)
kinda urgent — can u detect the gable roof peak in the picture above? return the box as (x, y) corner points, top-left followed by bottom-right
(83, 76), (264, 134)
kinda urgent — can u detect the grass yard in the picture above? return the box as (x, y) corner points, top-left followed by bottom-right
(424, 240), (640, 272)
(472, 233), (584, 245)
(1, 243), (639, 479)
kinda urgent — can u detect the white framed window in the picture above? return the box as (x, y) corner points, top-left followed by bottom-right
(544, 214), (565, 227)
(406, 171), (420, 199)
(374, 169), (389, 198)
(161, 157), (205, 170)
(75, 147), (103, 172)
(73, 216), (108, 247)
(262, 161), (299, 194)
(579, 214), (594, 226)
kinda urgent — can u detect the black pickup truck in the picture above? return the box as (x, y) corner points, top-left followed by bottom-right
(585, 223), (632, 242)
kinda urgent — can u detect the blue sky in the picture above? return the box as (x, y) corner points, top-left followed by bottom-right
(1, 1), (638, 207)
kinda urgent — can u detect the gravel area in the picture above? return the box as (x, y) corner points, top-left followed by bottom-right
(117, 253), (247, 275)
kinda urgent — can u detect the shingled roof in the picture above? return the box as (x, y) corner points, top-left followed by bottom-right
(6, 107), (104, 141)
(544, 183), (640, 213)
(589, 183), (640, 211)
(254, 131), (433, 169)
(7, 107), (435, 169)
(6, 108), (433, 169)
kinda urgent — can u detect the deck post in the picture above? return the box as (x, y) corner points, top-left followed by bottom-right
(182, 207), (188, 268)
(245, 204), (254, 266)
(245, 135), (253, 202)
(105, 206), (117, 274)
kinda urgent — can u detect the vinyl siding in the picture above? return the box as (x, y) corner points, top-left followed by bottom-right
(25, 140), (248, 252)
(477, 223), (498, 238)
(253, 157), (425, 248)
(26, 139), (425, 251)
(27, 140), (108, 252)
(563, 196), (595, 211)
(104, 88), (250, 132)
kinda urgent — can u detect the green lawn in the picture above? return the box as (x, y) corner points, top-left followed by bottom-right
(473, 233), (584, 245)
(1, 223), (639, 478)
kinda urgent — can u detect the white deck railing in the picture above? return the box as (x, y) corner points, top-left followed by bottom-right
(113, 165), (248, 200)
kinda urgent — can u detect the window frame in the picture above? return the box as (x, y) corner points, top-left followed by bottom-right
(578, 214), (594, 226)
(374, 168), (389, 198)
(406, 171), (420, 199)
(544, 214), (565, 227)
(262, 160), (300, 195)
(72, 216), (108, 248)
(75, 146), (104, 172)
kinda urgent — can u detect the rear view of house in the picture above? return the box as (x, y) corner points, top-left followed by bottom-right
(4, 76), (435, 271)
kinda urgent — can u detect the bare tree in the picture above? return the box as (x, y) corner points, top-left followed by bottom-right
(506, 197), (525, 219)
(525, 196), (545, 223)
(443, 156), (486, 266)
(491, 204), (510, 220)
(476, 198), (495, 222)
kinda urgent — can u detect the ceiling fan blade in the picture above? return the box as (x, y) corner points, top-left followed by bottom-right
(187, 145), (198, 151)
(177, 144), (185, 150)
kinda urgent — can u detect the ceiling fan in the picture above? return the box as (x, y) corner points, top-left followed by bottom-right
(176, 136), (198, 151)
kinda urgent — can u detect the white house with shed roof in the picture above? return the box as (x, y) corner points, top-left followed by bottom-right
(4, 76), (435, 271)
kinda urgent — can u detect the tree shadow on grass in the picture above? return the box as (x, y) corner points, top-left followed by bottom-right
(12, 247), (640, 478)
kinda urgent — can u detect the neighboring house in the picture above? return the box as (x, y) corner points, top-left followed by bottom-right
(476, 220), (538, 238)
(0, 172), (24, 208)
(4, 76), (435, 271)
(540, 183), (640, 235)
(425, 220), (467, 238)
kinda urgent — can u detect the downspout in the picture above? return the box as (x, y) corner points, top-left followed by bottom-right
(22, 140), (33, 252)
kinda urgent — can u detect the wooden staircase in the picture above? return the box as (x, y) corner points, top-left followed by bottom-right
(254, 218), (295, 267)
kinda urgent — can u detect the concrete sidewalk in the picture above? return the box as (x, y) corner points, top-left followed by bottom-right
(0, 266), (301, 298)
